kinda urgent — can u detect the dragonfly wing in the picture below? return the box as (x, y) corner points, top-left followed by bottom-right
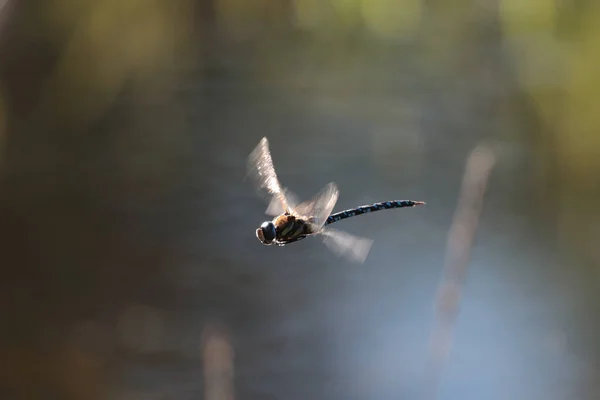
(247, 137), (293, 214)
(293, 182), (339, 231)
(320, 228), (373, 263)
(266, 188), (300, 216)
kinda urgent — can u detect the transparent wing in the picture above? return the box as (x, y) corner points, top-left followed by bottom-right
(293, 182), (339, 231)
(266, 188), (300, 216)
(247, 137), (293, 214)
(320, 228), (373, 263)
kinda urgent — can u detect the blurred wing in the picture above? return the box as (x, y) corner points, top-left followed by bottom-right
(247, 137), (293, 214)
(293, 182), (339, 231)
(320, 228), (373, 263)
(266, 189), (300, 216)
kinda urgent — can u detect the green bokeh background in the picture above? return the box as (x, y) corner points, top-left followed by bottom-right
(0, 1), (598, 399)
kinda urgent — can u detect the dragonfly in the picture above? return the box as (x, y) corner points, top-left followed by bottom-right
(248, 137), (425, 262)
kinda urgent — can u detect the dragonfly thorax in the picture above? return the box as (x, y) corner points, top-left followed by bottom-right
(256, 221), (276, 245)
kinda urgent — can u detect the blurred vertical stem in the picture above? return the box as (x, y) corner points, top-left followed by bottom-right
(423, 144), (496, 400)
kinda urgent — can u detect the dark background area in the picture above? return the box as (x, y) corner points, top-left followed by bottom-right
(0, 1), (598, 399)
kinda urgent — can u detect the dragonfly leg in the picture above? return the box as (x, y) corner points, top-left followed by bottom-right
(278, 235), (307, 245)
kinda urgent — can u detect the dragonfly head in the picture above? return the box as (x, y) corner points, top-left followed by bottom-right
(256, 221), (276, 245)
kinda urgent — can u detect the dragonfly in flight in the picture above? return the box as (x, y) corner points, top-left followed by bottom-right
(248, 137), (425, 262)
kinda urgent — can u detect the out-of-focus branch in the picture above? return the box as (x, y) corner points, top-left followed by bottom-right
(201, 323), (235, 400)
(422, 144), (496, 400)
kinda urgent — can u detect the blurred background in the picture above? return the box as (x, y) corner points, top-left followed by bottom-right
(0, 0), (599, 399)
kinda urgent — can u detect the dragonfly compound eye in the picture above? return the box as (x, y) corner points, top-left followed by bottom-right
(257, 221), (276, 245)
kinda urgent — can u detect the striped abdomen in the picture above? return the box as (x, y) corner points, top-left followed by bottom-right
(325, 200), (425, 225)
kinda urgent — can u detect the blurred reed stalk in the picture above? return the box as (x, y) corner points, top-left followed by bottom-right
(201, 323), (235, 400)
(422, 144), (496, 400)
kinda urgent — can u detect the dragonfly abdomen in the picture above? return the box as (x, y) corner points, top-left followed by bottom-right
(325, 200), (425, 225)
